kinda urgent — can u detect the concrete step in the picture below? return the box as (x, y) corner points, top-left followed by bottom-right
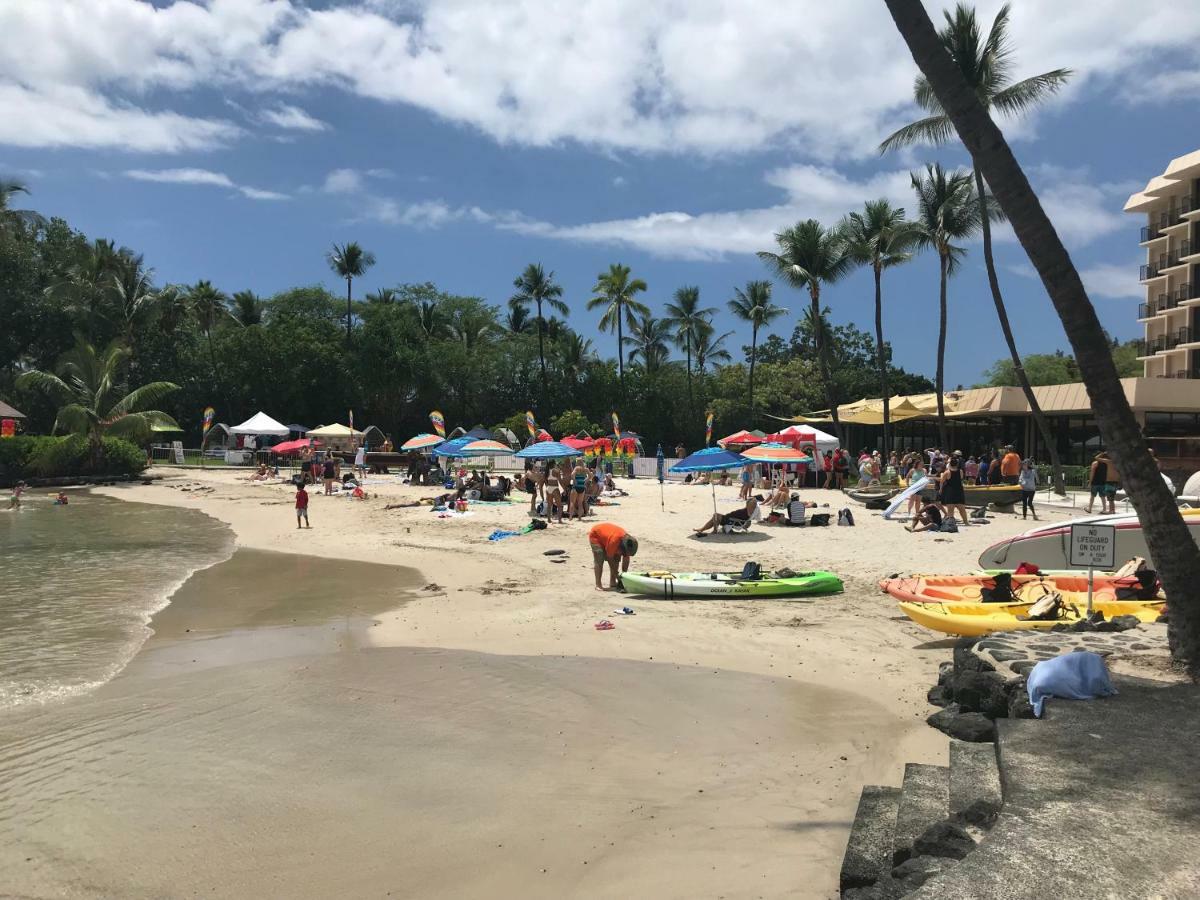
(949, 739), (1003, 826)
(839, 785), (902, 892)
(892, 763), (949, 866)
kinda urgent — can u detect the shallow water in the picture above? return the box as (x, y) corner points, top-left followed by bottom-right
(0, 492), (234, 709)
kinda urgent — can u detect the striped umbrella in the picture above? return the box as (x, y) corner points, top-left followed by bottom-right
(401, 433), (445, 451)
(738, 442), (812, 463)
(460, 439), (515, 456)
(514, 441), (583, 459)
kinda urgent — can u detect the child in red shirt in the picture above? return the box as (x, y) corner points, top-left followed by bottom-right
(295, 483), (310, 528)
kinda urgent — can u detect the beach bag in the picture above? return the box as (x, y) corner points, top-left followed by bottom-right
(837, 508), (855, 526)
(809, 513), (831, 527)
(937, 518), (958, 533)
(529, 518), (547, 530)
(1018, 588), (1065, 621)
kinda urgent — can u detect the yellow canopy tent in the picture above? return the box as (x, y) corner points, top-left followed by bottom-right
(306, 423), (365, 438)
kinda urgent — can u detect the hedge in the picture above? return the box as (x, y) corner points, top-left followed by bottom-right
(0, 435), (147, 483)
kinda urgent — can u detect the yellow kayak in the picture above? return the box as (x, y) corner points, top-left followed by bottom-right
(898, 599), (1165, 637)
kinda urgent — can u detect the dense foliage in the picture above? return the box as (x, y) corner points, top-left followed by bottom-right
(0, 434), (146, 483)
(979, 341), (1141, 387)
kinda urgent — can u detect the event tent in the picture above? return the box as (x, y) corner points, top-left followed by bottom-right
(307, 423), (365, 439)
(229, 412), (289, 436)
(766, 425), (838, 453)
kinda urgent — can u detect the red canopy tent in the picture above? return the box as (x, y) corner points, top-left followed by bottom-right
(560, 436), (595, 451)
(765, 425), (838, 452)
(718, 429), (765, 448)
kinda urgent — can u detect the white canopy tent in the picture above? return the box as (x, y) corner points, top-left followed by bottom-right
(229, 412), (290, 436)
(768, 424), (839, 453)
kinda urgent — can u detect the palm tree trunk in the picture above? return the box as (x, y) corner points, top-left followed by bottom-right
(748, 324), (758, 409)
(874, 264), (890, 460)
(616, 303), (625, 395)
(936, 252), (949, 450)
(536, 300), (547, 414)
(346, 277), (353, 345)
(885, 0), (1200, 674)
(686, 339), (694, 427)
(973, 166), (1066, 495)
(810, 285), (842, 443)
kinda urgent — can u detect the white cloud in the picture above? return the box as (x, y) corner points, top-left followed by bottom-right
(5, 0), (1200, 156)
(357, 197), (494, 228)
(612, 175), (627, 188)
(322, 168), (364, 194)
(259, 103), (328, 131)
(122, 168), (288, 201)
(1080, 262), (1144, 300)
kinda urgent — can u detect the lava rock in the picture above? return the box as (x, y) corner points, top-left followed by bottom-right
(946, 670), (1009, 718)
(1010, 660), (1037, 676)
(1008, 688), (1036, 719)
(927, 684), (950, 707)
(913, 821), (976, 860)
(927, 705), (996, 743)
(1111, 614), (1142, 631)
(891, 854), (954, 889)
(953, 638), (993, 674)
(989, 649), (1028, 662)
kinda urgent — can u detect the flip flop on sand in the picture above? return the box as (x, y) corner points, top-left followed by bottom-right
(594, 620), (615, 630)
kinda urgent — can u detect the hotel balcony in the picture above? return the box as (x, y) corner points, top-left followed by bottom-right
(1140, 261), (1162, 281)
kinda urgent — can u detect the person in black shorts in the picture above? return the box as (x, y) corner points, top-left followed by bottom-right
(907, 501), (944, 533)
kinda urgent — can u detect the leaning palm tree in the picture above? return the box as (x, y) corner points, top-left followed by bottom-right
(910, 164), (982, 447)
(16, 335), (179, 466)
(0, 178), (46, 235)
(883, 0), (1200, 674)
(758, 220), (853, 441)
(881, 2), (1071, 492)
(841, 200), (921, 459)
(230, 290), (264, 327)
(727, 281), (786, 409)
(586, 263), (649, 394)
(189, 280), (233, 378)
(664, 286), (717, 421)
(623, 313), (673, 375)
(325, 241), (376, 344)
(511, 263), (568, 406)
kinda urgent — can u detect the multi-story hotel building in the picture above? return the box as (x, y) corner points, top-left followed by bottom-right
(1125, 149), (1200, 378)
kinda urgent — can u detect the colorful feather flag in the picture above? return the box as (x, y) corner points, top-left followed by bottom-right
(611, 411), (621, 441)
(525, 410), (537, 438)
(202, 406), (215, 437)
(705, 411), (714, 446)
(430, 410), (446, 438)
(348, 409), (354, 431)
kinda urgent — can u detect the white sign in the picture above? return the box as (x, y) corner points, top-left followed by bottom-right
(171, 440), (185, 464)
(1069, 523), (1116, 569)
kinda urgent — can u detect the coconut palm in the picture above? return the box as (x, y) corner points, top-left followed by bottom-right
(230, 290), (264, 327)
(16, 335), (179, 464)
(0, 179), (45, 235)
(46, 238), (123, 334)
(511, 263), (569, 404)
(727, 281), (786, 409)
(758, 220), (853, 441)
(882, 0), (1200, 672)
(587, 263), (649, 394)
(325, 241), (376, 344)
(504, 298), (533, 334)
(556, 332), (595, 384)
(841, 200), (921, 458)
(694, 323), (733, 376)
(664, 286), (717, 420)
(909, 164), (984, 447)
(881, 2), (1071, 491)
(623, 313), (672, 374)
(365, 287), (400, 305)
(108, 252), (158, 347)
(189, 280), (233, 377)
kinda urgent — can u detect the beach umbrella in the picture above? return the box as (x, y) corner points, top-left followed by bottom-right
(670, 447), (755, 519)
(272, 438), (321, 455)
(718, 429), (765, 448)
(514, 441), (583, 459)
(460, 439), (515, 456)
(739, 442), (811, 463)
(401, 433), (445, 451)
(432, 436), (475, 459)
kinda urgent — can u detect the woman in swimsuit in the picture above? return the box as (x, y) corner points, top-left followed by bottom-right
(570, 461), (589, 520)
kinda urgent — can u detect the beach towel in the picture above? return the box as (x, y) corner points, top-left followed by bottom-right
(487, 529), (523, 541)
(1026, 651), (1117, 717)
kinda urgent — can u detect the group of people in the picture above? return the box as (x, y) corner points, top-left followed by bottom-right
(522, 459), (621, 524)
(904, 445), (1042, 531)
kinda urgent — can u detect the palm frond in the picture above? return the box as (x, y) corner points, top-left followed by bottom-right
(879, 114), (954, 152)
(106, 381), (181, 419)
(991, 70), (1073, 117)
(14, 370), (74, 404)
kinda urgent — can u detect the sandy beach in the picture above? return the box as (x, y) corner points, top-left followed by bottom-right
(0, 468), (1078, 899)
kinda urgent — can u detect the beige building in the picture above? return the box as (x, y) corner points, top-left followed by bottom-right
(1125, 149), (1200, 378)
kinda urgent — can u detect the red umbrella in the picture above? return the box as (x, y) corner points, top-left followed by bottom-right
(719, 429), (765, 448)
(272, 438), (321, 455)
(560, 436), (595, 451)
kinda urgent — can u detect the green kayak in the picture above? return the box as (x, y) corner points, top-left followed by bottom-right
(620, 570), (844, 599)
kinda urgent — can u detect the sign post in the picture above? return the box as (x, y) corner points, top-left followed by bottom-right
(1069, 523), (1117, 614)
(171, 440), (185, 465)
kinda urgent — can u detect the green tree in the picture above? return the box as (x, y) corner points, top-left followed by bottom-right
(550, 409), (597, 437)
(982, 351), (1077, 386)
(624, 312), (673, 374)
(727, 280), (785, 409)
(909, 163), (983, 447)
(587, 263), (649, 394)
(555, 332), (595, 385)
(882, 2), (1071, 491)
(758, 220), (853, 441)
(16, 335), (179, 463)
(230, 290), (264, 327)
(325, 241), (376, 344)
(0, 178), (45, 236)
(109, 251), (158, 349)
(504, 297), (533, 334)
(841, 199), (921, 458)
(365, 287), (400, 305)
(46, 237), (123, 336)
(664, 286), (716, 423)
(511, 263), (568, 409)
(189, 280), (233, 379)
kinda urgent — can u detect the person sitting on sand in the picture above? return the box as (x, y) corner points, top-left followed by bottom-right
(907, 501), (944, 533)
(717, 471), (731, 487)
(764, 482), (791, 509)
(249, 463), (271, 481)
(694, 496), (759, 536)
(589, 522), (638, 591)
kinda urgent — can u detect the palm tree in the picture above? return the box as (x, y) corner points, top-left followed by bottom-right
(413, 298), (445, 340)
(511, 263), (568, 406)
(230, 290), (264, 327)
(556, 332), (595, 384)
(325, 241), (376, 344)
(0, 179), (45, 235)
(365, 287), (399, 305)
(841, 200), (921, 458)
(504, 298), (533, 334)
(46, 238), (122, 334)
(587, 263), (649, 394)
(758, 220), (853, 441)
(623, 313), (672, 374)
(665, 286), (717, 420)
(727, 281), (785, 409)
(881, 2), (1071, 492)
(189, 280), (233, 378)
(16, 335), (179, 465)
(108, 252), (158, 348)
(910, 164), (984, 447)
(882, 0), (1200, 673)
(694, 324), (733, 376)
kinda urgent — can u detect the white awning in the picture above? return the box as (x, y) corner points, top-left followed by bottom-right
(229, 411), (290, 436)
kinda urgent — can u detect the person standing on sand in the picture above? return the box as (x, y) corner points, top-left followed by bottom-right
(905, 458), (929, 520)
(589, 522), (638, 590)
(295, 483), (310, 528)
(322, 453), (337, 495)
(570, 459), (589, 520)
(1085, 452), (1108, 514)
(354, 443), (367, 479)
(1000, 446), (1021, 485)
(938, 456), (970, 526)
(1105, 455), (1121, 515)
(675, 443), (685, 459)
(1018, 458), (1039, 520)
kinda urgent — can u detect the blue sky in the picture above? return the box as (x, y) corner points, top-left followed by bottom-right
(4, 0), (1198, 389)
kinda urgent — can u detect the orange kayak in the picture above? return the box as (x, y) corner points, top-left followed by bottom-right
(879, 574), (1164, 605)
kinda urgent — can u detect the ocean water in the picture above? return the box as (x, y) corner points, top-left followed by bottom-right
(0, 491), (234, 709)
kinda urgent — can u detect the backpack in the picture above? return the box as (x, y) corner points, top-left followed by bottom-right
(809, 513), (831, 527)
(529, 518), (548, 530)
(740, 561), (763, 581)
(981, 572), (1015, 604)
(937, 518), (958, 533)
(837, 508), (855, 526)
(1018, 588), (1065, 621)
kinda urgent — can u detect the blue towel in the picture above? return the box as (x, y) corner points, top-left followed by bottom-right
(487, 529), (521, 542)
(1026, 651), (1117, 717)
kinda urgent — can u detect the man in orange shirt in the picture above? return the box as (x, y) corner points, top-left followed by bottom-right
(1000, 446), (1022, 485)
(589, 522), (639, 591)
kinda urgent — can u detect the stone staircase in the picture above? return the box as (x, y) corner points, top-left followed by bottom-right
(839, 742), (1002, 898)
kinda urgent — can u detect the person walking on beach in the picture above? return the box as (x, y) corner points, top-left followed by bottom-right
(905, 458), (929, 520)
(976, 453), (990, 487)
(570, 459), (589, 520)
(1105, 454), (1121, 514)
(1018, 458), (1039, 520)
(1000, 446), (1021, 485)
(589, 522), (638, 590)
(354, 443), (367, 479)
(939, 456), (969, 526)
(295, 483), (310, 528)
(1086, 452), (1109, 514)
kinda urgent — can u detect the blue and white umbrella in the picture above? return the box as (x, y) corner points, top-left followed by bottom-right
(669, 447), (755, 518)
(432, 436), (474, 459)
(514, 441), (584, 459)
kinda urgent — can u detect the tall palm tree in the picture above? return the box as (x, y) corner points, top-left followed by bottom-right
(511, 263), (568, 406)
(665, 286), (716, 420)
(758, 220), (853, 441)
(504, 298), (533, 334)
(16, 335), (179, 466)
(47, 238), (122, 334)
(189, 280), (233, 378)
(883, 0), (1200, 673)
(694, 323), (733, 376)
(841, 200), (921, 458)
(0, 178), (45, 235)
(556, 332), (595, 384)
(727, 281), (785, 409)
(325, 241), (376, 344)
(365, 287), (399, 305)
(910, 164), (984, 447)
(230, 290), (264, 327)
(587, 263), (649, 394)
(108, 252), (158, 348)
(623, 313), (672, 374)
(881, 2), (1071, 492)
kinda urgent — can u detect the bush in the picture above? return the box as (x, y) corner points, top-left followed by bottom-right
(0, 435), (147, 483)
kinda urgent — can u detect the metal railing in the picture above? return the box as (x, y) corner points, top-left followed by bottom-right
(1141, 263), (1160, 281)
(1141, 224), (1159, 242)
(1171, 326), (1194, 348)
(1177, 282), (1195, 303)
(1138, 302), (1154, 319)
